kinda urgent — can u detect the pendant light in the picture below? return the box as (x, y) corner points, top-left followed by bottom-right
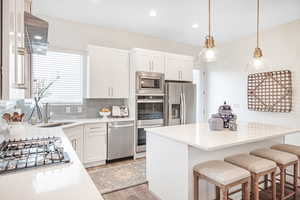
(247, 0), (269, 73)
(199, 0), (217, 63)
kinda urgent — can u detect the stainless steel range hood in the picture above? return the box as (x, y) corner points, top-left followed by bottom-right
(24, 12), (49, 55)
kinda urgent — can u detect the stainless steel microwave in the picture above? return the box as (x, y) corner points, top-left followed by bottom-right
(136, 72), (164, 95)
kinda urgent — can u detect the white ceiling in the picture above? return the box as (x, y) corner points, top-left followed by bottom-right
(32, 0), (300, 46)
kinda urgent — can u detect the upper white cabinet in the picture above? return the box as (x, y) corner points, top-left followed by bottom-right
(131, 49), (164, 73)
(86, 45), (130, 99)
(165, 53), (194, 82)
(2, 0), (27, 99)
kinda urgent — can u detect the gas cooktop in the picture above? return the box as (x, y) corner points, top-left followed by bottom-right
(0, 137), (70, 174)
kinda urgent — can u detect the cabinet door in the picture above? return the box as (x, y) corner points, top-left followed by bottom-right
(134, 52), (152, 72)
(181, 59), (194, 82)
(87, 46), (129, 98)
(15, 0), (25, 88)
(151, 54), (165, 73)
(165, 54), (194, 82)
(165, 56), (182, 81)
(63, 126), (84, 162)
(111, 51), (129, 98)
(84, 123), (107, 164)
(87, 46), (115, 98)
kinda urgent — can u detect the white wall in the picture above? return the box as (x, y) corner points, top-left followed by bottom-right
(40, 15), (201, 56)
(206, 19), (300, 128)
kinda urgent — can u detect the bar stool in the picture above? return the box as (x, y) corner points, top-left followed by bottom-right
(251, 148), (299, 200)
(225, 153), (277, 200)
(272, 144), (300, 186)
(193, 160), (250, 200)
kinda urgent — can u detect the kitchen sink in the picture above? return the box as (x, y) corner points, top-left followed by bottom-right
(37, 122), (75, 128)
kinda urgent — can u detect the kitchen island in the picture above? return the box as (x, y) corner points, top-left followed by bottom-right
(146, 122), (300, 200)
(0, 125), (103, 200)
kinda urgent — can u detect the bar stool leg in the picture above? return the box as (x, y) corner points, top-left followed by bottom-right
(221, 187), (228, 200)
(242, 181), (250, 200)
(280, 167), (286, 200)
(294, 162), (299, 200)
(271, 171), (276, 200)
(252, 174), (259, 200)
(264, 174), (268, 190)
(194, 172), (199, 200)
(215, 186), (220, 200)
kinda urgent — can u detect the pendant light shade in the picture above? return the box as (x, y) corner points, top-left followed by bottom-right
(247, 0), (269, 73)
(199, 0), (217, 63)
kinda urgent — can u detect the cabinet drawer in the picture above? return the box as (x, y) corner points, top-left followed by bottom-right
(85, 123), (107, 132)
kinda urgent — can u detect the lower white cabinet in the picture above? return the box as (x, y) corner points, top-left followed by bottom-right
(63, 126), (84, 162)
(63, 123), (107, 167)
(83, 123), (107, 166)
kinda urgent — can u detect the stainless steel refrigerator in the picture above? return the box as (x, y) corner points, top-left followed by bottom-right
(164, 82), (196, 125)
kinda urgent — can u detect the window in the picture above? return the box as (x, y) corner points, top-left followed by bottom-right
(32, 50), (83, 103)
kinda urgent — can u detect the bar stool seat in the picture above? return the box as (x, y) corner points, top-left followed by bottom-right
(271, 144), (300, 158)
(193, 160), (250, 200)
(251, 148), (299, 200)
(225, 153), (276, 173)
(193, 160), (250, 185)
(225, 154), (277, 200)
(250, 148), (298, 165)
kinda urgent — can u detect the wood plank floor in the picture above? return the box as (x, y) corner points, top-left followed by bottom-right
(102, 184), (159, 200)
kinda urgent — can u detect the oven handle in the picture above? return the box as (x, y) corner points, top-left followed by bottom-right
(138, 124), (163, 128)
(136, 99), (164, 103)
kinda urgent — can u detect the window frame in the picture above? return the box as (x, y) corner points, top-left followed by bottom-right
(30, 47), (85, 104)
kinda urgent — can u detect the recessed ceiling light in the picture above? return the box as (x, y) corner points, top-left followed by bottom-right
(192, 24), (199, 29)
(149, 10), (157, 17)
(34, 35), (43, 40)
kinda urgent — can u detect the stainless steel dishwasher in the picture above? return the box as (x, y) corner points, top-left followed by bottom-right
(107, 121), (135, 161)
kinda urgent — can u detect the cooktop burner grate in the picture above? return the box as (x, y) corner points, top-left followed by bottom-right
(0, 137), (70, 174)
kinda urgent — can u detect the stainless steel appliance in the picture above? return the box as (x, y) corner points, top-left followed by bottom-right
(107, 121), (134, 161)
(111, 105), (129, 117)
(136, 95), (164, 153)
(136, 72), (164, 95)
(165, 82), (196, 125)
(0, 137), (70, 174)
(24, 12), (49, 55)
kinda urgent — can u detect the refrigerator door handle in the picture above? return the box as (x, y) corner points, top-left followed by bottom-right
(180, 92), (184, 124)
(183, 93), (187, 124)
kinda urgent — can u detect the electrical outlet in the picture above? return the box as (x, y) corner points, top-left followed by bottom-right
(66, 106), (71, 113)
(77, 106), (82, 113)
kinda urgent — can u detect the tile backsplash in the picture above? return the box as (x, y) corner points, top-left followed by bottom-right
(0, 99), (126, 121)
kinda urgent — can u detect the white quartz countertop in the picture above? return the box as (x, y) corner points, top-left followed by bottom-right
(37, 117), (135, 129)
(146, 122), (300, 151)
(0, 125), (103, 200)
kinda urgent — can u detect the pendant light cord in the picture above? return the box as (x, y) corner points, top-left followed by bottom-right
(256, 0), (260, 48)
(208, 0), (211, 37)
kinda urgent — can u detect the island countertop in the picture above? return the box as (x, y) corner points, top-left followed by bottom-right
(146, 122), (300, 151)
(0, 125), (103, 200)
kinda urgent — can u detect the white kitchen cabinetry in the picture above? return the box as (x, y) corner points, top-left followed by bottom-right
(2, 0), (27, 99)
(131, 49), (165, 73)
(165, 54), (194, 82)
(63, 126), (84, 162)
(84, 123), (107, 166)
(86, 45), (129, 99)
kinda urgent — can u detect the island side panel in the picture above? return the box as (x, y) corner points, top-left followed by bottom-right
(188, 136), (284, 200)
(147, 132), (189, 200)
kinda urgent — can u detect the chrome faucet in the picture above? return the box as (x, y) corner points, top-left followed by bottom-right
(44, 103), (50, 124)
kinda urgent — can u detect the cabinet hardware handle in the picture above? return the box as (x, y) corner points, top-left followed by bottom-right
(17, 47), (26, 55)
(111, 87), (113, 97)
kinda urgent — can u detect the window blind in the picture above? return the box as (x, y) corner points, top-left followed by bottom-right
(32, 50), (83, 103)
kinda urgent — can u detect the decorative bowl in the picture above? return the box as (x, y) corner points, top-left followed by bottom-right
(99, 112), (111, 118)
